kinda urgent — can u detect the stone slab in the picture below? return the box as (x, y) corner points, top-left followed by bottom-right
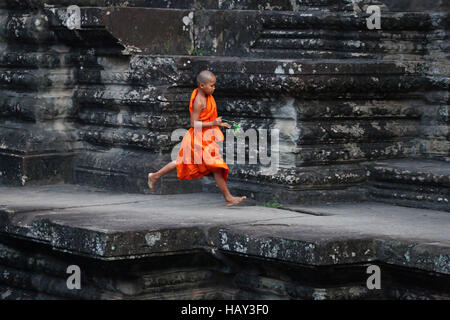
(0, 184), (448, 275)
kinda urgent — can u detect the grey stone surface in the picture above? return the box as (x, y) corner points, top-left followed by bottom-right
(0, 184), (448, 276)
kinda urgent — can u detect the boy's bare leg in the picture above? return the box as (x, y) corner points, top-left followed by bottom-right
(212, 170), (246, 206)
(148, 160), (177, 191)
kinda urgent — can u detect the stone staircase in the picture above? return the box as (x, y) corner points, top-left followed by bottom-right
(364, 159), (450, 212)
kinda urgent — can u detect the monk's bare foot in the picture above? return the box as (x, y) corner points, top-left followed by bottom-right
(148, 173), (158, 192)
(226, 196), (247, 207)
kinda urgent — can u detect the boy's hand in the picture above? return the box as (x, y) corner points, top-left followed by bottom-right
(212, 116), (223, 126)
(213, 117), (231, 128)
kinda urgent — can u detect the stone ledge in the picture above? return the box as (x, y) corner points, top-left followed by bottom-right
(367, 159), (450, 186)
(364, 159), (450, 212)
(3, 0), (447, 12)
(0, 184), (448, 275)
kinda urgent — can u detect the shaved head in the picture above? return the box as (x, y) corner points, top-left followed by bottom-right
(196, 70), (216, 86)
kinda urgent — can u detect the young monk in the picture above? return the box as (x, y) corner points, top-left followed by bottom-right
(147, 70), (247, 207)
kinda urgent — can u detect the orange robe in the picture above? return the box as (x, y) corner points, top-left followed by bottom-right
(176, 88), (229, 181)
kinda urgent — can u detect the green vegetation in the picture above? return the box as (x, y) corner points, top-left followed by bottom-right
(107, 1), (125, 7)
(163, 40), (171, 54)
(221, 118), (241, 133)
(263, 197), (284, 209)
(186, 46), (204, 56)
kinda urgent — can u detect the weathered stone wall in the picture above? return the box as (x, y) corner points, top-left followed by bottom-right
(0, 1), (82, 185)
(418, 2), (449, 161)
(0, 0), (448, 205)
(1, 228), (448, 300)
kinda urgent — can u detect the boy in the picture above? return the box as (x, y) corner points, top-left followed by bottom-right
(147, 70), (247, 207)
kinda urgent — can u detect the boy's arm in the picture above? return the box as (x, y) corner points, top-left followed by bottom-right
(190, 99), (207, 128)
(190, 99), (228, 128)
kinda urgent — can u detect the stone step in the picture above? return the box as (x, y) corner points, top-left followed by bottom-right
(37, 6), (446, 59)
(14, 0), (444, 12)
(0, 121), (82, 186)
(119, 56), (427, 98)
(0, 184), (448, 299)
(297, 119), (420, 144)
(249, 48), (380, 60)
(293, 140), (421, 165)
(0, 9), (57, 44)
(259, 29), (429, 41)
(0, 90), (74, 122)
(75, 111), (422, 142)
(0, 121), (81, 154)
(364, 159), (450, 212)
(77, 124), (178, 152)
(294, 99), (422, 120)
(0, 52), (76, 69)
(77, 109), (189, 130)
(0, 0), (298, 11)
(0, 69), (64, 91)
(242, 10), (440, 59)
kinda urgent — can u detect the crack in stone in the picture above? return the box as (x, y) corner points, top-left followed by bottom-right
(1, 199), (157, 215)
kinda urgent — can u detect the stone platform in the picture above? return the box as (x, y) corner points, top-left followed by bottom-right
(0, 184), (448, 299)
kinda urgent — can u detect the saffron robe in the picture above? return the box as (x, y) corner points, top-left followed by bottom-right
(176, 88), (229, 181)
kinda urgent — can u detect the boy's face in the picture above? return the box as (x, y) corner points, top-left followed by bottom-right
(200, 77), (216, 95)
